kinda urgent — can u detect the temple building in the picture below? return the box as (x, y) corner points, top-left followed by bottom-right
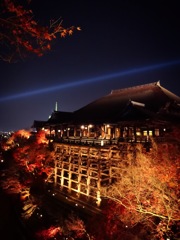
(33, 81), (180, 144)
(32, 81), (180, 205)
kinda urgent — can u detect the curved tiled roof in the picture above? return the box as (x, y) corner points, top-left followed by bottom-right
(73, 81), (180, 124)
(33, 81), (180, 127)
(47, 111), (73, 125)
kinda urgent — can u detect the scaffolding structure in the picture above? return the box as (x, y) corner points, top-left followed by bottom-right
(52, 143), (135, 206)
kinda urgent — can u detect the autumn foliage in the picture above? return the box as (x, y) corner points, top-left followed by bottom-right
(0, 0), (81, 62)
(0, 126), (180, 239)
(0, 129), (55, 219)
(101, 131), (180, 239)
(36, 226), (63, 240)
(35, 214), (91, 240)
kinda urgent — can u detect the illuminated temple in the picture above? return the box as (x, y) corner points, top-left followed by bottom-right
(32, 81), (180, 205)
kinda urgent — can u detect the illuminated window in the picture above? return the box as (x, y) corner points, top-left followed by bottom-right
(149, 131), (153, 136)
(143, 130), (147, 136)
(155, 129), (159, 136)
(107, 128), (111, 136)
(136, 128), (141, 136)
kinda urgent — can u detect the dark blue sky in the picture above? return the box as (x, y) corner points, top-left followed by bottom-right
(0, 0), (180, 131)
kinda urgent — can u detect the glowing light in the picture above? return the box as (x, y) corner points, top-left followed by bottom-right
(96, 190), (102, 206)
(1, 59), (180, 102)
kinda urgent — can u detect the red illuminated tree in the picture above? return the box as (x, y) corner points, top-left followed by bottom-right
(0, 0), (81, 62)
(36, 226), (63, 240)
(0, 129), (55, 219)
(0, 164), (38, 219)
(11, 130), (55, 181)
(36, 214), (92, 240)
(102, 134), (180, 239)
(65, 214), (91, 239)
(87, 202), (140, 240)
(2, 129), (54, 180)
(0, 174), (23, 194)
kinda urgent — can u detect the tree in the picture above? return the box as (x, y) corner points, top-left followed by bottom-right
(35, 213), (92, 240)
(36, 226), (63, 240)
(65, 214), (91, 240)
(102, 135), (180, 239)
(0, 129), (55, 219)
(0, 0), (81, 62)
(9, 130), (55, 180)
(0, 174), (23, 194)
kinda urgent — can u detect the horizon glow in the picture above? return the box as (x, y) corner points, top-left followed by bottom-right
(1, 59), (180, 102)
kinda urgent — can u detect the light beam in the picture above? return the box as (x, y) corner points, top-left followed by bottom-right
(1, 59), (180, 102)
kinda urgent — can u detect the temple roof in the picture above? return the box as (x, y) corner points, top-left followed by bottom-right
(32, 120), (47, 129)
(47, 111), (73, 125)
(32, 81), (180, 128)
(72, 81), (180, 124)
(32, 112), (73, 128)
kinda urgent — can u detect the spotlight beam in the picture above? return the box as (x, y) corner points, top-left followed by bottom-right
(1, 60), (180, 102)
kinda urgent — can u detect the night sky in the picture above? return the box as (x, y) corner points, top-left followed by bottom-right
(0, 0), (180, 132)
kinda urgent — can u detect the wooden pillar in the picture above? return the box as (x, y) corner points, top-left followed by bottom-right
(68, 163), (72, 193)
(86, 155), (91, 196)
(74, 126), (77, 137)
(96, 150), (102, 206)
(61, 168), (64, 187)
(54, 158), (57, 186)
(77, 148), (81, 195)
(67, 128), (70, 137)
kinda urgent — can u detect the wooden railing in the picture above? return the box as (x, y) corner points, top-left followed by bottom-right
(46, 135), (166, 146)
